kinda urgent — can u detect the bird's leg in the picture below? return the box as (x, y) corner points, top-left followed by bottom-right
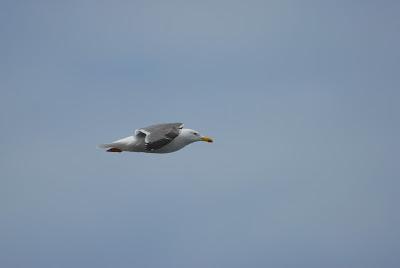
(106, 148), (122, 153)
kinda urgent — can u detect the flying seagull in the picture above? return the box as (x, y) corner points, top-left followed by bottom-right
(99, 123), (213, 153)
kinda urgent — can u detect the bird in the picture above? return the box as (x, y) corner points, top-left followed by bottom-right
(98, 122), (213, 154)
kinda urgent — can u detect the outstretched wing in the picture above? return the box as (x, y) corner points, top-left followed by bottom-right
(135, 123), (183, 151)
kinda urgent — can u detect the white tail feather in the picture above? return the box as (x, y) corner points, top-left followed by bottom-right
(97, 143), (114, 149)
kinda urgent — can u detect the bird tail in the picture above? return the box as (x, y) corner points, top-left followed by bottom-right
(98, 143), (123, 153)
(97, 143), (114, 149)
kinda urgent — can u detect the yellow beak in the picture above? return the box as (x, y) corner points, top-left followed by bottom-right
(200, 136), (213, 143)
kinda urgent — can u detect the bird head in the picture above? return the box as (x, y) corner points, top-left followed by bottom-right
(180, 128), (214, 144)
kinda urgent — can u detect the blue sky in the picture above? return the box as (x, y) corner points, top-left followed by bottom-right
(1, 1), (399, 267)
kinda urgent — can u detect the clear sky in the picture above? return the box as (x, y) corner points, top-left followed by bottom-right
(1, 1), (399, 267)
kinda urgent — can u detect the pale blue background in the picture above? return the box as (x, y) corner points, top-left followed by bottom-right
(1, 1), (399, 267)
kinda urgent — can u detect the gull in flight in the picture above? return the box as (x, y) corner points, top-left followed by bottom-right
(99, 122), (213, 154)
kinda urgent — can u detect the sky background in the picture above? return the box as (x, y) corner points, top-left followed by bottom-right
(1, 0), (400, 267)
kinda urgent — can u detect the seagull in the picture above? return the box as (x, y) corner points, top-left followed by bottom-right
(98, 123), (213, 153)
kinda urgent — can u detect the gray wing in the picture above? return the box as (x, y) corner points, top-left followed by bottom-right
(136, 123), (183, 151)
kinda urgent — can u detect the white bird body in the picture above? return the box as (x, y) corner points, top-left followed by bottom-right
(99, 124), (213, 154)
